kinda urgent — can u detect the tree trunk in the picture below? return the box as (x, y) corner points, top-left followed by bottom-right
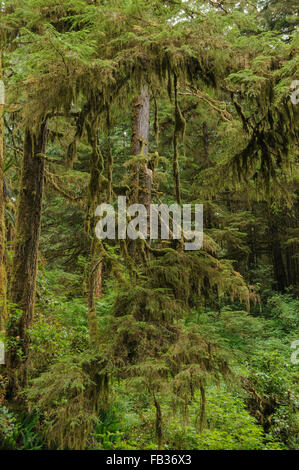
(270, 223), (287, 292)
(131, 86), (152, 205)
(154, 396), (163, 450)
(87, 238), (102, 345)
(6, 121), (48, 400)
(94, 261), (102, 299)
(85, 117), (103, 345)
(0, 51), (7, 333)
(128, 86), (152, 260)
(199, 384), (206, 433)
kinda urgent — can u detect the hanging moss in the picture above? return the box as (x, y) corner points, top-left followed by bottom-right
(106, 105), (113, 203)
(26, 351), (109, 450)
(229, 79), (299, 188)
(172, 73), (186, 206)
(85, 111), (105, 235)
(153, 93), (159, 147)
(87, 237), (103, 345)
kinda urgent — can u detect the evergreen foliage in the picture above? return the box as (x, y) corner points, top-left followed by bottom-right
(0, 0), (298, 451)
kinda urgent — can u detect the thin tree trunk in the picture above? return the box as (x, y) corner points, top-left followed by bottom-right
(199, 384), (206, 433)
(173, 74), (183, 206)
(6, 120), (48, 400)
(85, 117), (102, 345)
(154, 396), (163, 450)
(202, 122), (210, 169)
(87, 238), (102, 345)
(94, 261), (102, 299)
(269, 218), (287, 292)
(0, 51), (7, 333)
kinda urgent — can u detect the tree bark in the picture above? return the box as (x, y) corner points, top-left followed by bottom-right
(87, 238), (102, 345)
(128, 87), (152, 260)
(131, 86), (152, 205)
(269, 215), (287, 292)
(6, 120), (48, 399)
(154, 396), (163, 450)
(0, 51), (7, 333)
(199, 384), (206, 433)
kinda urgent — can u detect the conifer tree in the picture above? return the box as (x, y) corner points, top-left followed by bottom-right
(6, 120), (48, 398)
(0, 0), (297, 450)
(0, 49), (6, 333)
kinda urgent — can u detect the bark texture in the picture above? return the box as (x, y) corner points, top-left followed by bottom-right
(129, 87), (152, 259)
(131, 87), (152, 200)
(6, 121), (48, 399)
(0, 51), (6, 332)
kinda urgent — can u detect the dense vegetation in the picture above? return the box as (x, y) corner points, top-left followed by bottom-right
(0, 0), (298, 450)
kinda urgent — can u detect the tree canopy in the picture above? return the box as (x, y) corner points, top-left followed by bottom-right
(0, 0), (298, 451)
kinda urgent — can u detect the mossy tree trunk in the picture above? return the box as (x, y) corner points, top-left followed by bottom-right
(129, 86), (152, 260)
(0, 51), (6, 333)
(6, 120), (48, 400)
(131, 86), (152, 207)
(85, 116), (103, 345)
(87, 237), (102, 345)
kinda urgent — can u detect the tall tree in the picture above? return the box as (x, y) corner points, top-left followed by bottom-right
(128, 86), (152, 260)
(0, 49), (6, 333)
(6, 121), (48, 399)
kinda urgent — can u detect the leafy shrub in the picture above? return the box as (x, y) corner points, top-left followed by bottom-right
(0, 407), (44, 450)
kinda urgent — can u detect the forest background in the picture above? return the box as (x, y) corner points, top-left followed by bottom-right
(0, 0), (298, 451)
